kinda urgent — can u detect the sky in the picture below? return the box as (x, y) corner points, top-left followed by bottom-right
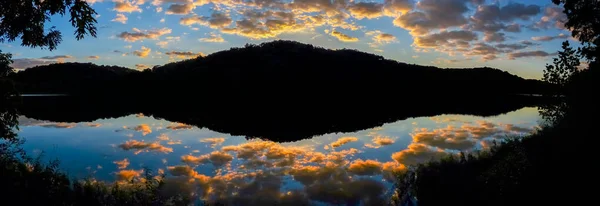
(1, 0), (575, 79)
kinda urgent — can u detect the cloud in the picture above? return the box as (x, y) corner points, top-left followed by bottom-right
(181, 154), (210, 165)
(87, 55), (100, 60)
(165, 51), (204, 59)
(118, 140), (173, 154)
(508, 50), (554, 60)
(117, 28), (172, 42)
(166, 3), (195, 15)
(112, 13), (128, 24)
(114, 0), (142, 13)
(373, 136), (395, 146)
(113, 158), (130, 169)
(166, 123), (193, 130)
(483, 32), (506, 43)
(133, 46), (151, 58)
(413, 30), (477, 49)
(531, 5), (566, 30)
(85, 123), (102, 127)
(10, 58), (56, 70)
(329, 30), (359, 42)
(156, 41), (169, 48)
(39, 123), (77, 129)
(495, 42), (531, 51)
(330, 137), (358, 148)
(411, 126), (476, 150)
(180, 151), (233, 167)
(115, 169), (143, 181)
(85, 0), (104, 4)
(392, 143), (448, 165)
(135, 64), (148, 70)
(40, 55), (73, 60)
(200, 137), (225, 148)
(180, 12), (232, 28)
(199, 33), (225, 42)
(502, 124), (534, 134)
(383, 0), (413, 17)
(469, 2), (540, 33)
(393, 0), (469, 35)
(531, 33), (568, 42)
(347, 159), (382, 175)
(167, 165), (199, 177)
(347, 2), (384, 20)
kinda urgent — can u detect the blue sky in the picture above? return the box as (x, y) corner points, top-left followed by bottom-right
(1, 0), (574, 79)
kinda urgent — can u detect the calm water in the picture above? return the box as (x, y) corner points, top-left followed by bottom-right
(15, 106), (540, 204)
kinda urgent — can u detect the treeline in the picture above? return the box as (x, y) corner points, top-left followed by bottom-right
(9, 41), (552, 99)
(16, 94), (548, 141)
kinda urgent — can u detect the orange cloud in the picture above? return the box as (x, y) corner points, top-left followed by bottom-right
(133, 46), (151, 58)
(113, 0), (142, 13)
(118, 140), (173, 154)
(329, 30), (359, 42)
(391, 143), (448, 165)
(347, 159), (383, 175)
(166, 123), (193, 130)
(200, 137), (226, 148)
(116, 169), (143, 181)
(330, 136), (358, 148)
(113, 158), (130, 169)
(112, 13), (128, 24)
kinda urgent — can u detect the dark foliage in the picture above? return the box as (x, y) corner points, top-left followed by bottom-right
(553, 0), (600, 63)
(0, 0), (97, 50)
(15, 94), (547, 142)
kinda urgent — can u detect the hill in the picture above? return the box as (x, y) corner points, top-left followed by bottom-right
(10, 62), (139, 94)
(9, 40), (551, 97)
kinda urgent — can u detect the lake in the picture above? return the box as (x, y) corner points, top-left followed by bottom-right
(11, 96), (542, 204)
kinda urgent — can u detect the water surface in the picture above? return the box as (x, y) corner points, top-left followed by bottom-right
(16, 106), (540, 204)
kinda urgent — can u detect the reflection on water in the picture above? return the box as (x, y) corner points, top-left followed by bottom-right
(16, 107), (540, 204)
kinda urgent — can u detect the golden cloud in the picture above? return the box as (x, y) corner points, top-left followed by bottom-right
(329, 30), (359, 42)
(113, 158), (130, 169)
(411, 126), (476, 150)
(166, 123), (193, 130)
(330, 136), (358, 148)
(132, 123), (152, 135)
(133, 46), (152, 58)
(118, 140), (173, 154)
(199, 33), (225, 42)
(116, 169), (143, 182)
(392, 143), (448, 165)
(347, 159), (382, 175)
(200, 137), (225, 148)
(114, 0), (142, 13)
(112, 13), (128, 24)
(347, 2), (384, 20)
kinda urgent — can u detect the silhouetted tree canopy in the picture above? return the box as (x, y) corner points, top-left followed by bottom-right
(544, 41), (579, 87)
(0, 0), (97, 51)
(553, 0), (600, 64)
(0, 50), (12, 77)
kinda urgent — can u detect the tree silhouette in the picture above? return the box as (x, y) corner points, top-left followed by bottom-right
(0, 0), (97, 51)
(0, 50), (12, 77)
(553, 0), (600, 64)
(543, 41), (580, 87)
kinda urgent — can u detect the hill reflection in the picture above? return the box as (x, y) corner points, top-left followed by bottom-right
(17, 95), (546, 141)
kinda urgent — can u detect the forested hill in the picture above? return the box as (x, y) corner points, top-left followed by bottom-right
(9, 40), (551, 97)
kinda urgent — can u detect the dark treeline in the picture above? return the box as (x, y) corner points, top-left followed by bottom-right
(15, 94), (547, 141)
(9, 40), (552, 100)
